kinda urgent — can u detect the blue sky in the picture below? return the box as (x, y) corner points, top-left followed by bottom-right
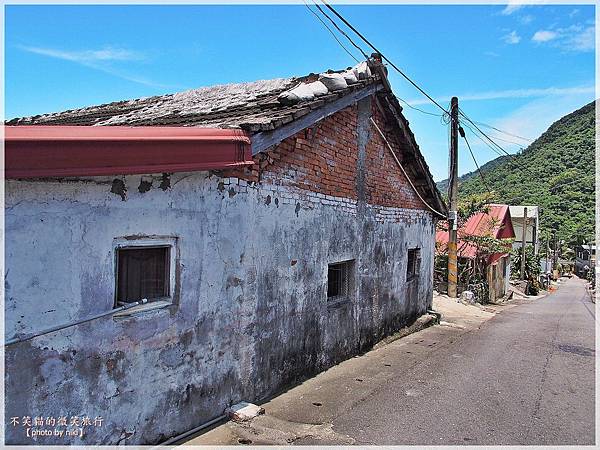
(5, 3), (595, 181)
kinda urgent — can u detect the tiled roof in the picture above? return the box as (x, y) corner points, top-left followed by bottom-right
(6, 63), (380, 131)
(436, 204), (515, 258)
(7, 58), (446, 215)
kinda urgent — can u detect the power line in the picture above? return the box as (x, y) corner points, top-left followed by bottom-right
(316, 0), (529, 149)
(461, 121), (505, 158)
(459, 109), (516, 159)
(460, 117), (531, 178)
(462, 121), (525, 147)
(468, 119), (532, 143)
(321, 0), (450, 116)
(459, 110), (535, 181)
(312, 0), (534, 191)
(459, 124), (492, 194)
(312, 1), (370, 60)
(478, 132), (527, 147)
(303, 1), (360, 63)
(396, 96), (444, 118)
(307, 1), (448, 123)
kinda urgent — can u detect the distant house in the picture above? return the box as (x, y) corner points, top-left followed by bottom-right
(509, 205), (540, 255)
(4, 57), (446, 445)
(436, 204), (515, 302)
(575, 243), (596, 278)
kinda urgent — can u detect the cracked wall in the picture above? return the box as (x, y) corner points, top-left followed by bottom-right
(5, 97), (437, 445)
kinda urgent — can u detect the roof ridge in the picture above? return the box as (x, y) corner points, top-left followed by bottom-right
(6, 60), (379, 128)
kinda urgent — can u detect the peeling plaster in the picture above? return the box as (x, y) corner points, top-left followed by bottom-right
(5, 171), (435, 445)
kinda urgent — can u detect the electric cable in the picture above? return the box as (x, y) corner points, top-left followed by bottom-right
(370, 117), (446, 218)
(397, 96), (445, 118)
(306, 3), (445, 121)
(460, 119), (531, 178)
(312, 1), (370, 60)
(461, 121), (505, 158)
(467, 119), (532, 143)
(321, 0), (450, 116)
(303, 1), (361, 63)
(459, 124), (493, 194)
(317, 0), (534, 161)
(459, 108), (519, 159)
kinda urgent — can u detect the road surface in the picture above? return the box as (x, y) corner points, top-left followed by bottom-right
(331, 277), (595, 445)
(187, 277), (595, 446)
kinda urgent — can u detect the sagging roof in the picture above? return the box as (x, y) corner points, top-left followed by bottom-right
(436, 204), (515, 259)
(6, 58), (446, 214)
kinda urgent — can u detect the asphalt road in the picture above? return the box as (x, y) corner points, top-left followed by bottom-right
(188, 278), (595, 446)
(332, 277), (596, 445)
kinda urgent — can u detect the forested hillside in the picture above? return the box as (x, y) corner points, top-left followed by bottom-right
(437, 101), (595, 244)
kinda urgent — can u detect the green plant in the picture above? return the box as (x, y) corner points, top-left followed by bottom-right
(438, 101), (595, 246)
(435, 193), (513, 289)
(511, 245), (542, 294)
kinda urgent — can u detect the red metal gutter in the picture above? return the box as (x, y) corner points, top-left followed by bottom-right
(4, 126), (253, 178)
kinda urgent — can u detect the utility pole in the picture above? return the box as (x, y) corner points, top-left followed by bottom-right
(587, 242), (593, 280)
(447, 97), (459, 298)
(545, 234), (551, 287)
(552, 230), (558, 274)
(521, 207), (528, 280)
(545, 234), (550, 273)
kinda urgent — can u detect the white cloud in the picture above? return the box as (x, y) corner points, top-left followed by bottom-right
(519, 14), (534, 25)
(406, 85), (595, 106)
(569, 9), (580, 18)
(17, 45), (174, 89)
(19, 45), (144, 63)
(501, 3), (524, 16)
(503, 30), (521, 44)
(484, 51), (500, 57)
(532, 30), (558, 42)
(491, 93), (595, 149)
(567, 26), (594, 51)
(427, 91), (594, 180)
(451, 92), (596, 177)
(530, 25), (595, 52)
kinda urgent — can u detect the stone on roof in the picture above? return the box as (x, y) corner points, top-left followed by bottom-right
(6, 57), (446, 214)
(7, 62), (379, 132)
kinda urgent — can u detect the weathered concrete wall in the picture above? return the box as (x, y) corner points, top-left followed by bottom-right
(5, 97), (436, 445)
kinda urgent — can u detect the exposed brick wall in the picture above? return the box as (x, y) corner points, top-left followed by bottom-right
(365, 104), (426, 210)
(222, 97), (427, 211)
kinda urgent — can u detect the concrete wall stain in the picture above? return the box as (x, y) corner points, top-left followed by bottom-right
(5, 97), (437, 445)
(138, 178), (153, 193)
(110, 178), (127, 201)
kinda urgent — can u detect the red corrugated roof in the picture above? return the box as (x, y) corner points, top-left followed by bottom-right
(436, 204), (515, 260)
(4, 126), (253, 178)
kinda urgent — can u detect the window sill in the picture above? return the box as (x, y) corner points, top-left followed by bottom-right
(113, 300), (172, 318)
(327, 297), (351, 310)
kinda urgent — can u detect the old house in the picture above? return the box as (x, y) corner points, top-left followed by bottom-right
(575, 243), (595, 278)
(436, 204), (515, 302)
(509, 205), (540, 255)
(5, 57), (446, 445)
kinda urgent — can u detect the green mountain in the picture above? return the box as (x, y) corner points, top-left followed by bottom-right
(436, 155), (511, 194)
(437, 101), (595, 245)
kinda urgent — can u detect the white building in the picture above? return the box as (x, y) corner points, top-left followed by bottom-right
(509, 205), (540, 255)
